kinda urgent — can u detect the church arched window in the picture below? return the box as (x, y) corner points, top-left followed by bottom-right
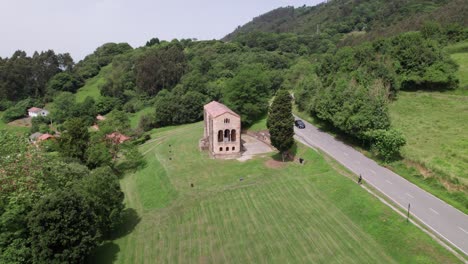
(230, 129), (236, 142)
(224, 129), (231, 142)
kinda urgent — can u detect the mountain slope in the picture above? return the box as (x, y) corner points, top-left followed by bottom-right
(224, 0), (468, 43)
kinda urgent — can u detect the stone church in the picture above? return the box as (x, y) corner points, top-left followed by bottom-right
(200, 101), (241, 159)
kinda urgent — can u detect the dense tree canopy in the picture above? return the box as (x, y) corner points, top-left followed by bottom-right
(224, 64), (272, 126)
(28, 189), (100, 263)
(77, 167), (124, 237)
(0, 50), (74, 102)
(59, 118), (90, 162)
(135, 44), (187, 96)
(0, 130), (126, 263)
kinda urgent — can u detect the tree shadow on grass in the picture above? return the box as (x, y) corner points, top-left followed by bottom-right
(114, 159), (148, 179)
(86, 242), (120, 264)
(109, 208), (141, 240)
(86, 208), (141, 263)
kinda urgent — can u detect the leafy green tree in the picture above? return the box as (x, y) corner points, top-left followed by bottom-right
(28, 189), (100, 264)
(99, 109), (131, 134)
(177, 91), (208, 123)
(116, 143), (146, 172)
(224, 64), (271, 126)
(137, 113), (156, 132)
(44, 161), (90, 190)
(51, 92), (77, 123)
(76, 96), (98, 125)
(154, 90), (178, 126)
(77, 167), (124, 237)
(146, 37), (160, 47)
(391, 32), (458, 90)
(30, 116), (51, 133)
(0, 131), (47, 264)
(135, 44), (187, 96)
(267, 89), (294, 161)
(1, 98), (36, 122)
(86, 140), (113, 169)
(95, 96), (122, 115)
(46, 72), (84, 94)
(94, 43), (133, 67)
(365, 129), (406, 161)
(101, 53), (136, 99)
(75, 42), (132, 79)
(58, 117), (90, 162)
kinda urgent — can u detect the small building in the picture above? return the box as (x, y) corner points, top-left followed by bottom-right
(29, 132), (54, 143)
(28, 107), (49, 118)
(38, 133), (54, 141)
(106, 132), (131, 144)
(201, 101), (241, 159)
(96, 114), (106, 121)
(29, 132), (44, 142)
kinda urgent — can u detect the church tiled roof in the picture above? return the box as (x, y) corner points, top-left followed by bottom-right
(204, 101), (239, 118)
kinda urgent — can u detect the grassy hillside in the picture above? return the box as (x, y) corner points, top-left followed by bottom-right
(451, 53), (468, 95)
(76, 64), (111, 103)
(389, 43), (468, 190)
(0, 111), (29, 133)
(129, 107), (153, 129)
(90, 123), (460, 263)
(390, 92), (468, 183)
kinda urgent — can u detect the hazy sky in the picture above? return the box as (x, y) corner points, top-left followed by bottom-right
(0, 0), (324, 61)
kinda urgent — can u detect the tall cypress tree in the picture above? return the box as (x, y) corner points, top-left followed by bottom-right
(267, 89), (294, 161)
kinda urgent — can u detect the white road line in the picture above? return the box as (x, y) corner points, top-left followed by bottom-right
(385, 180), (393, 185)
(429, 208), (440, 215)
(459, 226), (468, 235)
(405, 193), (414, 199)
(369, 169), (376, 174)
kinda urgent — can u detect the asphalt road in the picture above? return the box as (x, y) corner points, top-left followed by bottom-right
(293, 116), (468, 256)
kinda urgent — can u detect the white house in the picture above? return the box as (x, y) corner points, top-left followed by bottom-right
(28, 107), (49, 118)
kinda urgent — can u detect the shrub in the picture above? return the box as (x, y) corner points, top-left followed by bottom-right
(30, 116), (51, 133)
(95, 97), (122, 115)
(0, 100), (13, 111)
(366, 129), (406, 161)
(138, 113), (156, 132)
(2, 98), (37, 123)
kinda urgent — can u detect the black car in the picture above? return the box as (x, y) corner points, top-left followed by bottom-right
(294, 120), (305, 129)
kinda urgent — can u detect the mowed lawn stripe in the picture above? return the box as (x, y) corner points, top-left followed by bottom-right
(103, 122), (460, 264)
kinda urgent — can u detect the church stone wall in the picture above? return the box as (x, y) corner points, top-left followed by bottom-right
(210, 113), (241, 158)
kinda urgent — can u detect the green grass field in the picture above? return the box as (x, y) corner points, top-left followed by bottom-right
(451, 53), (468, 92)
(390, 92), (468, 184)
(0, 111), (29, 133)
(90, 122), (460, 263)
(129, 107), (153, 129)
(447, 41), (468, 95)
(246, 115), (268, 131)
(76, 65), (111, 103)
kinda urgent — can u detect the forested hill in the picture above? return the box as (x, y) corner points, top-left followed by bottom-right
(223, 0), (468, 44)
